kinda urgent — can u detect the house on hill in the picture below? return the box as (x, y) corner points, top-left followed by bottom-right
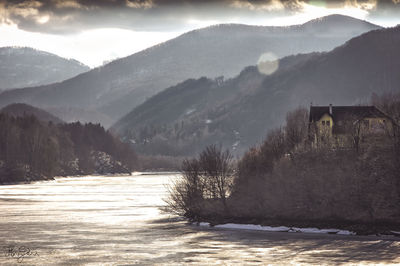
(309, 104), (395, 148)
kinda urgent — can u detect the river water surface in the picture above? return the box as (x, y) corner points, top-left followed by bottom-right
(0, 173), (399, 265)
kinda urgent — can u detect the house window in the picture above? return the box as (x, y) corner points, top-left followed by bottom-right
(322, 121), (325, 126)
(326, 121), (330, 126)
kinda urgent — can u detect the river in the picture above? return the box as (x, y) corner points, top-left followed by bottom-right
(0, 173), (399, 265)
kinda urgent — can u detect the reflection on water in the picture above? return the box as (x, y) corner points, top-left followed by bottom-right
(0, 174), (399, 265)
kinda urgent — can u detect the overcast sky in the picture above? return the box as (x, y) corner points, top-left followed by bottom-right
(1, 0), (400, 67)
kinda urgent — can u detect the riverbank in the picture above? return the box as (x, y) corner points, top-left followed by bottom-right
(191, 216), (400, 237)
(0, 171), (133, 185)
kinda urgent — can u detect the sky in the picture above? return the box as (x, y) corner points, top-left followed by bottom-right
(1, 0), (400, 67)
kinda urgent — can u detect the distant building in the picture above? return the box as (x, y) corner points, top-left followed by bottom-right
(309, 104), (395, 147)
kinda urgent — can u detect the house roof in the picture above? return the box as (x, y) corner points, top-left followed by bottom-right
(309, 106), (391, 123)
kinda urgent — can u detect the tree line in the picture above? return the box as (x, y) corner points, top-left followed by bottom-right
(167, 92), (400, 232)
(0, 114), (137, 184)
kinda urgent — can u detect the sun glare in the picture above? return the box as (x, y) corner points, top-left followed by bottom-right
(37, 15), (50, 24)
(0, 24), (181, 67)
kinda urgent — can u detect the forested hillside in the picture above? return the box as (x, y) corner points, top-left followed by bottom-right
(113, 26), (400, 156)
(1, 103), (64, 124)
(0, 113), (137, 184)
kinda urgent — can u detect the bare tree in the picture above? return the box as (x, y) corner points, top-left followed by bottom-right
(166, 145), (234, 218)
(263, 128), (286, 160)
(371, 92), (400, 125)
(342, 115), (364, 152)
(285, 107), (309, 150)
(166, 158), (203, 218)
(199, 145), (234, 211)
(371, 92), (400, 168)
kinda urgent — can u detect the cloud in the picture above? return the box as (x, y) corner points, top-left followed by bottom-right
(0, 0), (399, 34)
(0, 0), (279, 33)
(126, 0), (154, 9)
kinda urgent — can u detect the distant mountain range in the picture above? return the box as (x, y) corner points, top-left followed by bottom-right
(0, 47), (89, 89)
(0, 15), (380, 127)
(1, 103), (64, 124)
(112, 26), (400, 156)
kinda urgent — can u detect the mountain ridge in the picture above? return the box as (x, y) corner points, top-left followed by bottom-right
(112, 25), (400, 156)
(0, 47), (89, 90)
(0, 15), (381, 127)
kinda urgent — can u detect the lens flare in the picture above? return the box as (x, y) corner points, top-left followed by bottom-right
(257, 52), (279, 75)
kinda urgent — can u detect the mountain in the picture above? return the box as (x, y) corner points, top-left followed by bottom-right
(0, 47), (89, 89)
(0, 15), (380, 127)
(1, 103), (64, 124)
(112, 26), (400, 156)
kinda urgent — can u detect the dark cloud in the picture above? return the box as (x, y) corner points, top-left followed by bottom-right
(0, 0), (283, 33)
(1, 0), (400, 33)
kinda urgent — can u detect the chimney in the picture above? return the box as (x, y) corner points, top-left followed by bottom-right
(329, 104), (333, 115)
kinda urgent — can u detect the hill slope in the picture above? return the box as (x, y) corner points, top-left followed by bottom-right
(0, 15), (380, 127)
(0, 47), (89, 89)
(0, 114), (137, 184)
(1, 103), (64, 124)
(112, 26), (400, 156)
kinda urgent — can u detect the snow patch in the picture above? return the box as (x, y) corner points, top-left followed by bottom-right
(185, 108), (196, 115)
(199, 222), (210, 227)
(194, 222), (356, 235)
(336, 230), (356, 235)
(390, 230), (400, 236)
(290, 227), (348, 234)
(215, 223), (290, 232)
(232, 141), (240, 150)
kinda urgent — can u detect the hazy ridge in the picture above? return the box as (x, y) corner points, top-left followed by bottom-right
(113, 26), (400, 156)
(0, 47), (89, 90)
(0, 15), (380, 127)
